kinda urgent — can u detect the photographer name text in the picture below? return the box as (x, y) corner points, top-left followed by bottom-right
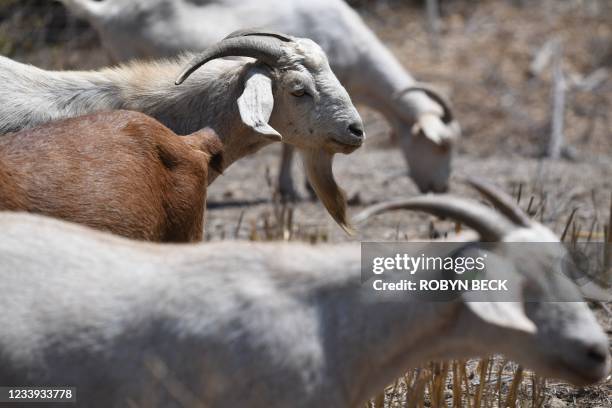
(370, 253), (508, 292)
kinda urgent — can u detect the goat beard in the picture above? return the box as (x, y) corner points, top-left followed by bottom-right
(300, 148), (353, 235)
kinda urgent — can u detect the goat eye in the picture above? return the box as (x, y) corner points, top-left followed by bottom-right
(291, 88), (306, 97)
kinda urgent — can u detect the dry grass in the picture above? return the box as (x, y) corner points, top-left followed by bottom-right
(365, 359), (548, 408)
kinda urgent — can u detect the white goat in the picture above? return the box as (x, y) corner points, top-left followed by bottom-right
(0, 180), (608, 407)
(0, 30), (364, 231)
(58, 0), (461, 196)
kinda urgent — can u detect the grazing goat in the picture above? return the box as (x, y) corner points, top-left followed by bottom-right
(58, 0), (461, 197)
(0, 110), (223, 242)
(0, 181), (608, 407)
(0, 30), (364, 231)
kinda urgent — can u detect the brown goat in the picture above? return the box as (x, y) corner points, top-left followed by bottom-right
(0, 110), (223, 242)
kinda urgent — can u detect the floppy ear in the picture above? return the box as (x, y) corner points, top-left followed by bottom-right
(465, 302), (536, 334)
(461, 250), (537, 334)
(237, 68), (282, 141)
(395, 89), (460, 146)
(412, 113), (461, 146)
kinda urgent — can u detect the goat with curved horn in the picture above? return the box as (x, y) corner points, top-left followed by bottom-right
(0, 28), (364, 233)
(0, 200), (608, 406)
(58, 0), (462, 196)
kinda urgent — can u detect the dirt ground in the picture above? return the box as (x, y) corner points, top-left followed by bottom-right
(1, 0), (611, 406)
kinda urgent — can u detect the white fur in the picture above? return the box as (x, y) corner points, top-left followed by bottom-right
(0, 205), (608, 407)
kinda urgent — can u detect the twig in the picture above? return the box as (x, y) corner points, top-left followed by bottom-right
(529, 38), (560, 79)
(425, 0), (441, 57)
(548, 47), (566, 159)
(573, 68), (609, 92)
(560, 207), (578, 242)
(234, 210), (245, 238)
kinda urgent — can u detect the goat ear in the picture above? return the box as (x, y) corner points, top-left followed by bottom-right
(461, 250), (537, 334)
(237, 69), (282, 142)
(209, 152), (225, 175)
(465, 302), (536, 334)
(412, 113), (461, 146)
(205, 129), (225, 174)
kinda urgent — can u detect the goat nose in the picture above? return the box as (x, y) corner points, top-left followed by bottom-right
(585, 343), (609, 365)
(348, 123), (364, 138)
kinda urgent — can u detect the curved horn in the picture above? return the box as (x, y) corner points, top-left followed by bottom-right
(467, 177), (531, 227)
(394, 83), (454, 123)
(175, 37), (286, 85)
(353, 195), (515, 242)
(224, 29), (294, 42)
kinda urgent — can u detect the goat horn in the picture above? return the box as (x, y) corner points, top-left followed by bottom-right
(467, 177), (531, 227)
(394, 83), (454, 123)
(223, 29), (294, 42)
(175, 37), (285, 85)
(353, 195), (514, 242)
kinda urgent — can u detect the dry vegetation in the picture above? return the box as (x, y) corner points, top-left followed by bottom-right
(1, 0), (610, 406)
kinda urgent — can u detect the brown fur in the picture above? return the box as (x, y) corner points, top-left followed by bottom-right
(0, 110), (223, 242)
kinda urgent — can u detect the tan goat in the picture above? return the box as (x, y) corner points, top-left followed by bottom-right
(0, 110), (223, 242)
